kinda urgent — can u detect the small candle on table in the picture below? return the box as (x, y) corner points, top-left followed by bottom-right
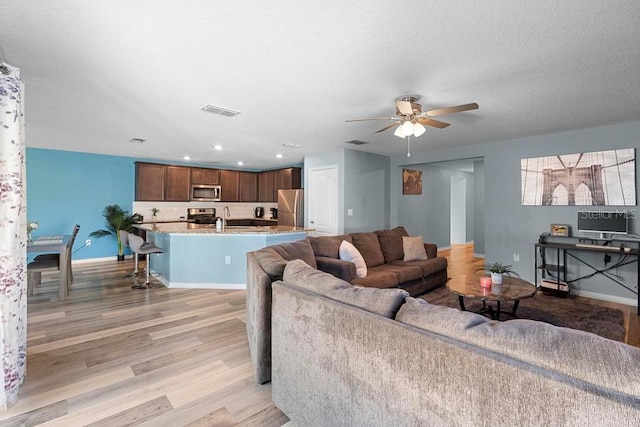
(480, 276), (492, 288)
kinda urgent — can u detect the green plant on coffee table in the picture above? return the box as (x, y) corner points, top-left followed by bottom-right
(476, 262), (519, 285)
(482, 262), (519, 276)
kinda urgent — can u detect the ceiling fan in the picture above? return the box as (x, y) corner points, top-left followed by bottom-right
(346, 95), (479, 139)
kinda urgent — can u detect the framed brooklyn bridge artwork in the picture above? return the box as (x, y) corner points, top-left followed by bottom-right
(521, 148), (636, 206)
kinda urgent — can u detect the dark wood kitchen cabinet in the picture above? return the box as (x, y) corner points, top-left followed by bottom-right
(239, 171), (258, 202)
(274, 167), (302, 191)
(135, 162), (191, 201)
(191, 168), (221, 185)
(258, 170), (276, 202)
(165, 166), (192, 201)
(135, 162), (166, 201)
(220, 170), (240, 202)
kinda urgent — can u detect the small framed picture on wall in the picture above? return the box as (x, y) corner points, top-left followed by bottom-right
(550, 224), (570, 237)
(403, 169), (422, 195)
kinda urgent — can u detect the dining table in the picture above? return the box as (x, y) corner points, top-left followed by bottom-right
(27, 234), (72, 299)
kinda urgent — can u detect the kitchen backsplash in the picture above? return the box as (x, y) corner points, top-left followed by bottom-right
(132, 201), (278, 222)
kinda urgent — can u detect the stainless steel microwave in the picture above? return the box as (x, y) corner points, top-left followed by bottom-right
(191, 184), (221, 201)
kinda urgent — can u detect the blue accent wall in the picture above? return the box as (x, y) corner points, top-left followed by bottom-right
(26, 148), (140, 260)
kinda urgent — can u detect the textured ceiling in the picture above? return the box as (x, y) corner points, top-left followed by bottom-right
(1, 1), (639, 169)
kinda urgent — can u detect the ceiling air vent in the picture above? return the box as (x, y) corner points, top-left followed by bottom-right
(129, 138), (146, 144)
(346, 139), (369, 145)
(201, 104), (241, 117)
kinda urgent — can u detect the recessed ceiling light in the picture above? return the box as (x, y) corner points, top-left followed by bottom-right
(276, 153), (283, 159)
(183, 156), (191, 160)
(130, 138), (146, 144)
(282, 143), (303, 148)
(237, 161), (244, 166)
(214, 145), (223, 150)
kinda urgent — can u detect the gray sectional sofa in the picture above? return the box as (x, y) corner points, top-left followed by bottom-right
(272, 260), (640, 426)
(246, 227), (447, 384)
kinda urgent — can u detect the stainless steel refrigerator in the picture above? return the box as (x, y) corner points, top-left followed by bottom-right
(278, 189), (304, 228)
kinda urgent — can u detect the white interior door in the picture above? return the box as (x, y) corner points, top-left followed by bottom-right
(309, 166), (339, 235)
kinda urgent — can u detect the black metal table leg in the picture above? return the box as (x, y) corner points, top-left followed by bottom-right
(511, 300), (521, 316)
(458, 295), (466, 311)
(496, 301), (501, 320)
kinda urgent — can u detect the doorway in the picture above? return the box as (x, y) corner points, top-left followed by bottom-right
(450, 176), (467, 244)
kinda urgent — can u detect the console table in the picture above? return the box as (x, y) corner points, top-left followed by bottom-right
(535, 235), (640, 315)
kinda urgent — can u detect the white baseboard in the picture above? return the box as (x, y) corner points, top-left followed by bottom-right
(166, 282), (245, 290)
(438, 245), (451, 251)
(473, 253), (485, 258)
(573, 289), (637, 307)
(152, 272), (245, 290)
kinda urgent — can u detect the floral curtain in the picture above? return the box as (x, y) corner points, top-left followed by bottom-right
(0, 62), (26, 410)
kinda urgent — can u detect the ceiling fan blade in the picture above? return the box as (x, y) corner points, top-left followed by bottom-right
(396, 100), (414, 115)
(416, 117), (451, 129)
(375, 123), (400, 134)
(346, 117), (397, 122)
(426, 102), (479, 117)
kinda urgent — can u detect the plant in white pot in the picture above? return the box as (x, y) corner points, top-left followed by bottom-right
(479, 262), (519, 285)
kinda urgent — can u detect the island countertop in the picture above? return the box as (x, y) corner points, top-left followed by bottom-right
(135, 222), (311, 234)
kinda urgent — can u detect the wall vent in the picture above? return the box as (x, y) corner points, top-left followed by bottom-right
(346, 139), (369, 145)
(201, 104), (241, 117)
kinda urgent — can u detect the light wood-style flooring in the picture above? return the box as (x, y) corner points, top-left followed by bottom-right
(2, 243), (638, 425)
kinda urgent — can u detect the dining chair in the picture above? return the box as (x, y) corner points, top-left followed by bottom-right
(33, 224), (80, 281)
(27, 231), (75, 297)
(126, 232), (163, 289)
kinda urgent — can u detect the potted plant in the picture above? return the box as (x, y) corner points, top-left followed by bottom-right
(151, 207), (160, 224)
(90, 204), (142, 261)
(478, 262), (519, 285)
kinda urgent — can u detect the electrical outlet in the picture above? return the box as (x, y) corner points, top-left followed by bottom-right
(347, 209), (353, 216)
(513, 253), (519, 262)
(225, 255), (231, 265)
(86, 239), (92, 246)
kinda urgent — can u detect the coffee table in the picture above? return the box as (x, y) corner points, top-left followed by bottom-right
(447, 275), (537, 320)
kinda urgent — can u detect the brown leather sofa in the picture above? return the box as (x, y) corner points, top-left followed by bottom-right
(309, 226), (448, 296)
(246, 226), (447, 383)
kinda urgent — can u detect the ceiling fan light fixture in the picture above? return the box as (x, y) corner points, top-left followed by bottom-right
(402, 120), (414, 136)
(413, 122), (426, 137)
(394, 125), (406, 138)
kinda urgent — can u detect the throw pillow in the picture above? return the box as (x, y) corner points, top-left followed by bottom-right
(339, 240), (367, 278)
(403, 235), (428, 261)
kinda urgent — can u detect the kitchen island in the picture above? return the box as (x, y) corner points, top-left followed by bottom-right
(135, 223), (309, 289)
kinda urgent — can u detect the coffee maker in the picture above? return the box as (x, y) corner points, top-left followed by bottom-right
(254, 207), (264, 218)
(270, 207), (278, 219)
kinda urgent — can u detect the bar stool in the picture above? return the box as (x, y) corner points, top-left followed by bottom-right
(119, 230), (140, 278)
(127, 233), (163, 289)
